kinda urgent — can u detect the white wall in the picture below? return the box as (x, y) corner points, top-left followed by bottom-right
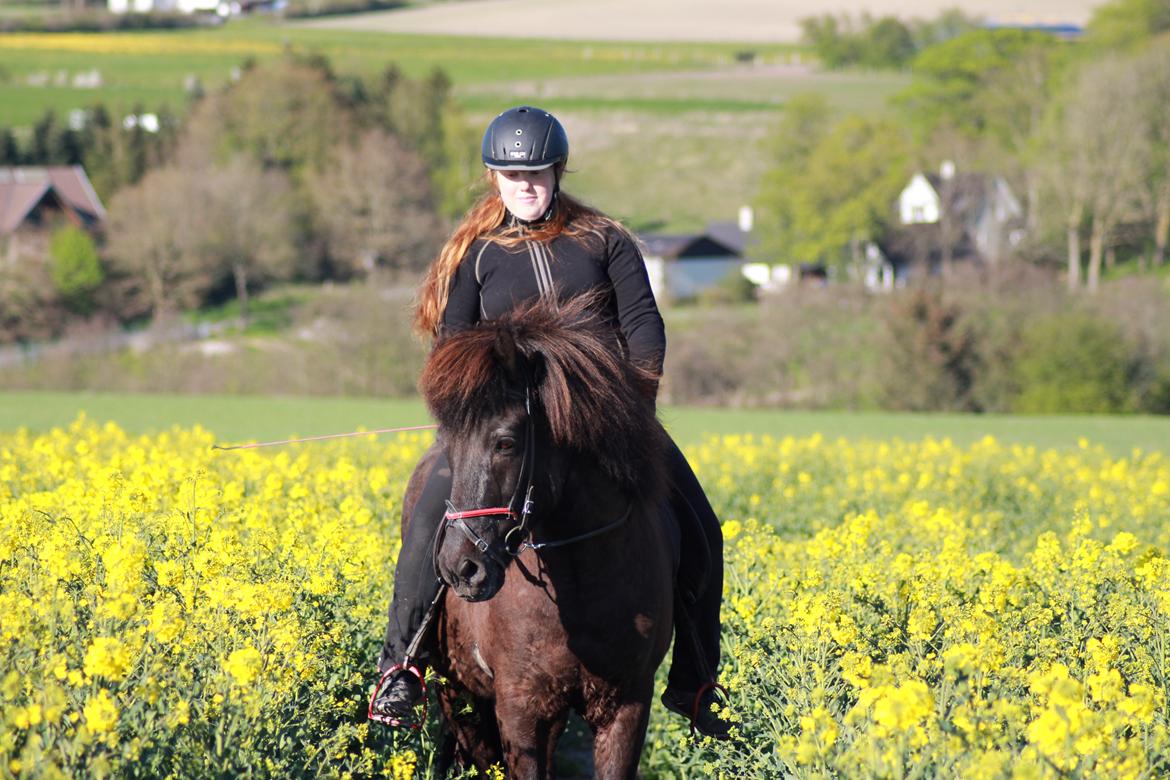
(899, 174), (940, 225)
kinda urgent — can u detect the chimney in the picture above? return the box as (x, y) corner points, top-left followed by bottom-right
(738, 205), (754, 233)
(940, 160), (956, 180)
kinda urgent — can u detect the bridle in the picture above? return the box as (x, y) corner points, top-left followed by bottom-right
(436, 383), (631, 570)
(439, 386), (539, 569)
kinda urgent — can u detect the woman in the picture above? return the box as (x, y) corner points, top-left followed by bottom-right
(374, 106), (731, 739)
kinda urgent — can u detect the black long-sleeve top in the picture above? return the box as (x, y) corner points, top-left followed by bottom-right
(441, 223), (666, 375)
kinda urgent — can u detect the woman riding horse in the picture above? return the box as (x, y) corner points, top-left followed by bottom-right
(373, 105), (732, 740)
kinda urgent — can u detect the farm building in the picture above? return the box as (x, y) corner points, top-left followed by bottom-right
(872, 161), (1025, 284)
(640, 206), (799, 302)
(0, 166), (106, 266)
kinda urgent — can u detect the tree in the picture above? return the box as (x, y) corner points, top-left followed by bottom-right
(307, 130), (444, 278)
(49, 225), (104, 313)
(899, 28), (1065, 141)
(1085, 0), (1170, 51)
(799, 14), (858, 69)
(191, 156), (299, 325)
(0, 128), (19, 165)
(755, 108), (912, 271)
(861, 16), (917, 69)
(104, 167), (211, 319)
(1058, 56), (1152, 292)
(0, 263), (62, 344)
(214, 57), (350, 178)
(361, 64), (475, 219)
(752, 94), (834, 262)
(1133, 43), (1170, 267)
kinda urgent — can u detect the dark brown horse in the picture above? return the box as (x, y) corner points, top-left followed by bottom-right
(401, 297), (676, 779)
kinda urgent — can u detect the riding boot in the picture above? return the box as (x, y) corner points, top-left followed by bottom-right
(661, 437), (732, 739)
(373, 451), (452, 717)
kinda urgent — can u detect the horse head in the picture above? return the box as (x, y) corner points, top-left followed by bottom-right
(419, 296), (662, 602)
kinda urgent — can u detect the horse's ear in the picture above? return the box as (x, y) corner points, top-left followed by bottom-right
(494, 327), (519, 383)
(527, 351), (548, 388)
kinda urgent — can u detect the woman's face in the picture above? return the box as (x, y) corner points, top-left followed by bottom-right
(495, 168), (556, 222)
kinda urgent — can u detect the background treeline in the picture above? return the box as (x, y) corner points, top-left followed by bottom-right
(763, 0), (1170, 286)
(666, 269), (1170, 414)
(799, 8), (981, 70)
(0, 53), (478, 342)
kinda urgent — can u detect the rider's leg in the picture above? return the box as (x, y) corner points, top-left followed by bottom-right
(661, 437), (732, 738)
(373, 452), (451, 716)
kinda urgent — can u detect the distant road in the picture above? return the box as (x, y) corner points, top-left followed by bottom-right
(298, 0), (1101, 42)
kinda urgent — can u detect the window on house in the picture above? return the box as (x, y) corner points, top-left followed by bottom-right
(911, 206), (925, 223)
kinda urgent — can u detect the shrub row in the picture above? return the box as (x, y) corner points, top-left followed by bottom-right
(2, 273), (1168, 415)
(661, 270), (1170, 414)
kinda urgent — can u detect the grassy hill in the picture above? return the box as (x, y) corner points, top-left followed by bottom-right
(0, 21), (912, 231)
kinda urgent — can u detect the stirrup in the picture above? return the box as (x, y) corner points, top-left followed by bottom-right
(669, 681), (731, 739)
(368, 663), (427, 729)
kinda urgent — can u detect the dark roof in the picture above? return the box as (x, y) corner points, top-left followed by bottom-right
(704, 221), (756, 255)
(638, 233), (739, 260)
(922, 172), (991, 225)
(0, 166), (105, 235)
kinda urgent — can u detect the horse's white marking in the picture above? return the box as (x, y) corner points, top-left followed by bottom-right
(473, 643), (494, 679)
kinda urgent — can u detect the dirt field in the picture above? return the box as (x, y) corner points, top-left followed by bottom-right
(303, 0), (1103, 42)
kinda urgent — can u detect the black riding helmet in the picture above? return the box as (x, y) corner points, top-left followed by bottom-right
(481, 106), (569, 171)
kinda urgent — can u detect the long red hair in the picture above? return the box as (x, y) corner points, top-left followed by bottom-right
(413, 169), (633, 337)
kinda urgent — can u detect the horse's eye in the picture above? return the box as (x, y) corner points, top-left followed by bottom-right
(495, 437), (516, 454)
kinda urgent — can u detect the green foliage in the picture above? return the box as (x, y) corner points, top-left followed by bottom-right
(356, 64), (478, 220)
(1085, 0), (1170, 51)
(898, 28), (1067, 139)
(48, 224), (103, 313)
(800, 10), (978, 70)
(1014, 312), (1136, 413)
(0, 103), (180, 201)
(213, 57), (346, 177)
(754, 107), (912, 268)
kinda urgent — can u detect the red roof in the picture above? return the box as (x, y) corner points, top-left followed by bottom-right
(0, 166), (106, 235)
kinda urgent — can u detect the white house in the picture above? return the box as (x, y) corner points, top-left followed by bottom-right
(896, 160), (1023, 263)
(108, 0), (235, 15)
(871, 161), (1026, 284)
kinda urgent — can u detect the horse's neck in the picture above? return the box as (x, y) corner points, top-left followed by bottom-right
(556, 458), (633, 537)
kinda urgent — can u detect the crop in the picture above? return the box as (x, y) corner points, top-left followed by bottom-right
(2, 420), (1169, 778)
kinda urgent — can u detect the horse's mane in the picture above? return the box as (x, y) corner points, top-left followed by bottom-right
(419, 296), (665, 493)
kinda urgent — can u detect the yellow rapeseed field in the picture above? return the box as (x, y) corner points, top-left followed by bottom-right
(0, 33), (282, 56)
(2, 419), (1169, 778)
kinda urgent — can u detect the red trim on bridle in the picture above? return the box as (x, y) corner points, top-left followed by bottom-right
(438, 386), (539, 562)
(443, 507), (519, 522)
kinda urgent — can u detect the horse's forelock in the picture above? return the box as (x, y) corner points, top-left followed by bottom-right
(419, 327), (509, 429)
(514, 297), (661, 490)
(420, 297), (662, 490)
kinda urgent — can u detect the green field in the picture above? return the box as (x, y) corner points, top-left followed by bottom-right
(0, 22), (802, 126)
(3, 391), (1167, 454)
(0, 21), (911, 231)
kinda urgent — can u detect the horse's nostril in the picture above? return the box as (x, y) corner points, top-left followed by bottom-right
(459, 559), (479, 581)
